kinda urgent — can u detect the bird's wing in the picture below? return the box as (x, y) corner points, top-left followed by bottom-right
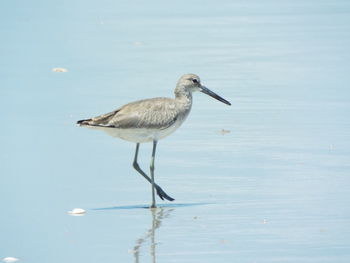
(108, 98), (179, 129)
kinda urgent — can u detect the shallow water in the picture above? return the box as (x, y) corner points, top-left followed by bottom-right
(1, 0), (350, 262)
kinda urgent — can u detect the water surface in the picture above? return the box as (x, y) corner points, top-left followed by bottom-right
(1, 0), (350, 262)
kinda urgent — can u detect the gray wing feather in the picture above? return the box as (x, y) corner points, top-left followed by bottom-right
(110, 98), (179, 129)
(79, 97), (180, 130)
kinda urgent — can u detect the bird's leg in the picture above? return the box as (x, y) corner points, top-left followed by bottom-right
(132, 143), (174, 202)
(150, 140), (157, 208)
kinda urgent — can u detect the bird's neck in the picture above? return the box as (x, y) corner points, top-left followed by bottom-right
(174, 86), (193, 112)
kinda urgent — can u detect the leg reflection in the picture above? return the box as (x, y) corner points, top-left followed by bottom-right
(132, 208), (173, 263)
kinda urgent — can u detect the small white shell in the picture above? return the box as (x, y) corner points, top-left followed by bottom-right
(219, 129), (231, 135)
(2, 257), (19, 263)
(52, 67), (68, 73)
(68, 208), (86, 215)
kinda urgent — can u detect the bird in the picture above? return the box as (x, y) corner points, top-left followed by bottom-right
(77, 73), (231, 208)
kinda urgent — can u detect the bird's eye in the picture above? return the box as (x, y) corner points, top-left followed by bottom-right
(192, 79), (198, 84)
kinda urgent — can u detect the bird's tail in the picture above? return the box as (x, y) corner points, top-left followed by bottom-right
(77, 119), (92, 126)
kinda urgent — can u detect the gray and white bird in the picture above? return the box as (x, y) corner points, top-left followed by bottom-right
(77, 74), (231, 208)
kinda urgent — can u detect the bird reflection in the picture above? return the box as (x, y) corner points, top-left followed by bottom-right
(132, 208), (173, 263)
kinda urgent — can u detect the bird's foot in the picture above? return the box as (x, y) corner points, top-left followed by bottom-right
(155, 186), (175, 201)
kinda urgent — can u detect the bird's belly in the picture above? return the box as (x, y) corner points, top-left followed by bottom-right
(156, 118), (185, 141)
(85, 118), (185, 143)
(107, 127), (179, 143)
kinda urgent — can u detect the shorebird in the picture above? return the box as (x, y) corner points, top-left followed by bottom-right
(77, 74), (231, 208)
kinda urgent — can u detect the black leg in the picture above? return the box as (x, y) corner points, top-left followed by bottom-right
(132, 143), (174, 201)
(150, 140), (157, 208)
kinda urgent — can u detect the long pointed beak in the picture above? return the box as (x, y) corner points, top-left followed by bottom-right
(199, 86), (231, 106)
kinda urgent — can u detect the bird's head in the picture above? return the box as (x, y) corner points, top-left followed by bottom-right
(176, 73), (231, 106)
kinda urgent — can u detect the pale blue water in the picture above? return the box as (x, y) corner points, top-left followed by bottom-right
(1, 0), (350, 262)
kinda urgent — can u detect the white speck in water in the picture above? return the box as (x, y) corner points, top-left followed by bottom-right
(132, 41), (144, 47)
(2, 257), (19, 263)
(52, 67), (68, 73)
(68, 208), (86, 215)
(219, 129), (231, 135)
